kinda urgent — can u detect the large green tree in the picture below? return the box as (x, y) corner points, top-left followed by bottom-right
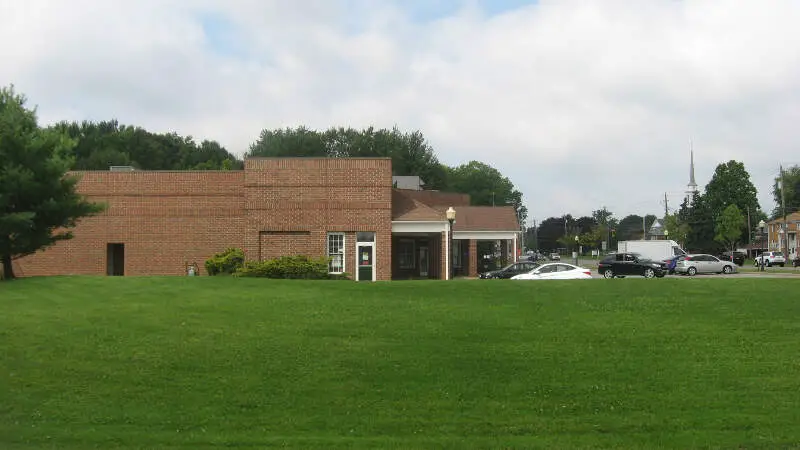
(663, 212), (690, 248)
(714, 204), (745, 252)
(679, 193), (717, 252)
(772, 165), (800, 218)
(589, 207), (618, 250)
(537, 215), (571, 252)
(704, 160), (760, 220)
(616, 214), (656, 241)
(445, 161), (527, 223)
(247, 126), (449, 190)
(0, 86), (105, 280)
(702, 160), (761, 249)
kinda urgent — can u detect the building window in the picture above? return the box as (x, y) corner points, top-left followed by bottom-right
(356, 232), (375, 242)
(398, 239), (415, 269)
(327, 233), (345, 274)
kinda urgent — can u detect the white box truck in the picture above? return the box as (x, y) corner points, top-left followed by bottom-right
(617, 240), (687, 262)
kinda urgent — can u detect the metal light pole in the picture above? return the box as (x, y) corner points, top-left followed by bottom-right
(574, 235), (579, 266)
(664, 229), (669, 242)
(758, 220), (766, 272)
(446, 206), (456, 280)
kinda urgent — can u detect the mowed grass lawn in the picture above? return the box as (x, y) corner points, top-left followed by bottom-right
(2, 277), (800, 449)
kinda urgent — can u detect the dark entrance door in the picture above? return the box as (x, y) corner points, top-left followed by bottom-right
(357, 244), (374, 281)
(106, 243), (125, 276)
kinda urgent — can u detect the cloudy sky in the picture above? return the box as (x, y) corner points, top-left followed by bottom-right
(2, 0), (800, 223)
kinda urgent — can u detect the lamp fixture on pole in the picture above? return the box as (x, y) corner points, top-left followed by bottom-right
(446, 207), (456, 280)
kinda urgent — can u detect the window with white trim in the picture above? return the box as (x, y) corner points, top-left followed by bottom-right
(327, 233), (345, 274)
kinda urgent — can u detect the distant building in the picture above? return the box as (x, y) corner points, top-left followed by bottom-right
(392, 176), (425, 190)
(766, 211), (800, 257)
(648, 219), (667, 240)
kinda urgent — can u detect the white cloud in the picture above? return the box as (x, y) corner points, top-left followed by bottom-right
(2, 0), (800, 221)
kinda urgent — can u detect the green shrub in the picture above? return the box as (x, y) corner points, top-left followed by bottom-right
(236, 255), (348, 280)
(205, 248), (245, 276)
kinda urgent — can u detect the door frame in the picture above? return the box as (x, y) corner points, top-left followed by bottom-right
(355, 239), (376, 282)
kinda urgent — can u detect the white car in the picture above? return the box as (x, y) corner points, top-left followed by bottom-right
(754, 251), (786, 267)
(511, 262), (593, 280)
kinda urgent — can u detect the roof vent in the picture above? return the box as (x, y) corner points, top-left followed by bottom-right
(109, 166), (136, 172)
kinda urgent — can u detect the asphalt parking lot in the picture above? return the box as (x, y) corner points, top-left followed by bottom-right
(572, 259), (800, 279)
(587, 271), (798, 279)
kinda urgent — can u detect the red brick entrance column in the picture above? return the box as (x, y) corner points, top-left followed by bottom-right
(440, 231), (448, 280)
(468, 239), (478, 277)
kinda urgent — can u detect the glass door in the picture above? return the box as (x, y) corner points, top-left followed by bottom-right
(355, 232), (376, 282)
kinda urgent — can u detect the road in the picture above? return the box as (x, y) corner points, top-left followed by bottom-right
(568, 258), (800, 279)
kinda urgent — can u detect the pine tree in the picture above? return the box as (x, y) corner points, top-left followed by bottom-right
(0, 85), (105, 280)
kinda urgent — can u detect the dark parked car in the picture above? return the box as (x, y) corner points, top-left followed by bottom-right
(479, 261), (540, 279)
(597, 252), (666, 279)
(719, 251), (746, 266)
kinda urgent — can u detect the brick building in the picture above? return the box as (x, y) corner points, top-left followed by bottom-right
(765, 211), (800, 258)
(9, 158), (520, 281)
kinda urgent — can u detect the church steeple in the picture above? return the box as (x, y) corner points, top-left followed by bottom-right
(685, 140), (698, 205)
(688, 145), (697, 189)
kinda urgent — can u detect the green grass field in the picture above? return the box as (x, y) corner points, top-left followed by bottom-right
(2, 277), (800, 449)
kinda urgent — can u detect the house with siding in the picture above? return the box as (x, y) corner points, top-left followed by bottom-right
(766, 211), (800, 258)
(10, 157), (520, 281)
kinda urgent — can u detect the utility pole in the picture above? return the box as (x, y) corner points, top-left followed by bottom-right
(664, 192), (669, 218)
(781, 165), (789, 257)
(642, 215), (646, 240)
(747, 206), (751, 246)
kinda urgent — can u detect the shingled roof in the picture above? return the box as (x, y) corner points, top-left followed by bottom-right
(392, 189), (520, 231)
(442, 206), (520, 232)
(391, 190), (445, 221)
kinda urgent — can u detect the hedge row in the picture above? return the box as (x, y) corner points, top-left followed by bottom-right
(204, 248), (245, 276)
(205, 248), (349, 280)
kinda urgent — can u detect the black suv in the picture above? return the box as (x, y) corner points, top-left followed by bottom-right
(597, 252), (665, 279)
(479, 261), (540, 279)
(719, 251), (746, 266)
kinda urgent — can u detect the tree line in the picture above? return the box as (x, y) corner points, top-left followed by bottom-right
(528, 160), (787, 255)
(50, 121), (528, 222)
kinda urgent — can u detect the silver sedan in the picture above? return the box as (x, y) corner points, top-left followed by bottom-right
(675, 254), (737, 276)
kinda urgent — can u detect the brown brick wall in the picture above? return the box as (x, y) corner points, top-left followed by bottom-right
(15, 171), (245, 276)
(259, 231), (316, 261)
(468, 239), (478, 277)
(244, 158), (393, 281)
(14, 159), (394, 280)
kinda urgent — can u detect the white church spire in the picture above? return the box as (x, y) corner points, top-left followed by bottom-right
(685, 140), (698, 205)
